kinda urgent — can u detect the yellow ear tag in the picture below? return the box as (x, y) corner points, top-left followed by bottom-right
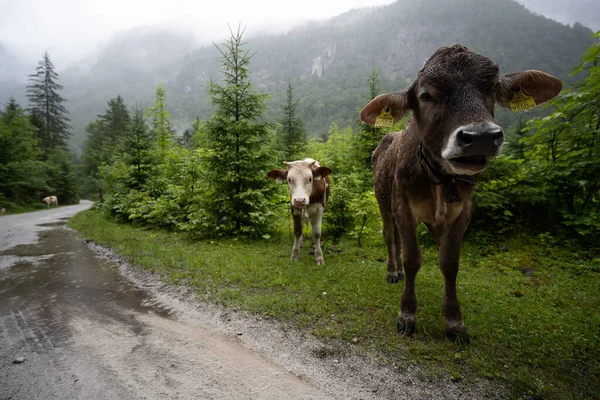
(509, 89), (536, 112)
(374, 106), (394, 127)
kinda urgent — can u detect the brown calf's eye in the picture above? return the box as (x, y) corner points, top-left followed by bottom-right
(420, 92), (433, 102)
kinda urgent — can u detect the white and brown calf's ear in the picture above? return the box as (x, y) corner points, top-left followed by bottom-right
(496, 70), (563, 108)
(267, 169), (288, 183)
(360, 89), (411, 126)
(313, 166), (333, 181)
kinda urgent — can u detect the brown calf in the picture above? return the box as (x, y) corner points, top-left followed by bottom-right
(268, 159), (333, 264)
(360, 44), (562, 342)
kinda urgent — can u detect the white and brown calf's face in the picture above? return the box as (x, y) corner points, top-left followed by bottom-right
(267, 158), (332, 209)
(285, 165), (316, 208)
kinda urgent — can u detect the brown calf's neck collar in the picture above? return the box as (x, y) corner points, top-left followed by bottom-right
(417, 143), (476, 203)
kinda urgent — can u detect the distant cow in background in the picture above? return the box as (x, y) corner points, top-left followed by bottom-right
(41, 196), (58, 208)
(268, 159), (333, 264)
(0, 207), (5, 214)
(360, 44), (562, 343)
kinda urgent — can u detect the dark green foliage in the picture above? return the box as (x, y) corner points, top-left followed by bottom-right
(26, 52), (71, 150)
(0, 99), (47, 206)
(353, 70), (385, 171)
(0, 98), (79, 209)
(473, 31), (600, 243)
(99, 95), (130, 147)
(177, 118), (202, 149)
(121, 107), (155, 189)
(145, 84), (174, 159)
(44, 148), (80, 205)
(81, 96), (131, 177)
(278, 82), (307, 160)
(201, 26), (279, 237)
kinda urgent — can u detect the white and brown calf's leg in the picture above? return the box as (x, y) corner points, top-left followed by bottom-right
(396, 211), (421, 335)
(309, 206), (324, 264)
(380, 206), (403, 283)
(291, 213), (303, 261)
(438, 211), (471, 343)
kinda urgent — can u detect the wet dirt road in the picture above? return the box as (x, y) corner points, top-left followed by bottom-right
(0, 203), (331, 399)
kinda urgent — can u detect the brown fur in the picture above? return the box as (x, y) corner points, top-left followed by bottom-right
(308, 175), (330, 206)
(362, 44), (562, 342)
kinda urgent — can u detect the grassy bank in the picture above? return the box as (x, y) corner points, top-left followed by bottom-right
(70, 209), (599, 399)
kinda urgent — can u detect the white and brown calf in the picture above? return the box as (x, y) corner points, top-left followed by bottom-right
(41, 196), (58, 208)
(268, 159), (333, 264)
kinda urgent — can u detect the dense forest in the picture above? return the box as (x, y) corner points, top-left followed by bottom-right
(0, 52), (79, 212)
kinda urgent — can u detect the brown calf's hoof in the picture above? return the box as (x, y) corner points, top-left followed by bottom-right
(386, 271), (404, 284)
(446, 331), (470, 345)
(396, 320), (415, 336)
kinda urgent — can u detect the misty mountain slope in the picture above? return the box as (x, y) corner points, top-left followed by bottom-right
(168, 0), (593, 138)
(58, 28), (196, 149)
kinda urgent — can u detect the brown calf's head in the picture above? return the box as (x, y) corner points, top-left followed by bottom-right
(361, 44), (562, 175)
(267, 158), (332, 208)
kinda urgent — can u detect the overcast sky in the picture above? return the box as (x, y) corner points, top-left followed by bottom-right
(0, 0), (395, 67)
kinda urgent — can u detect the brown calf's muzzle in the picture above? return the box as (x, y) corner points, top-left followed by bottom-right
(443, 121), (504, 174)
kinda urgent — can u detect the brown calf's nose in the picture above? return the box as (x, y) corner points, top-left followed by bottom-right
(456, 127), (504, 149)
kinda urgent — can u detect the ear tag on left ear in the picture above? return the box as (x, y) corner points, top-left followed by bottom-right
(509, 88), (536, 112)
(374, 106), (394, 127)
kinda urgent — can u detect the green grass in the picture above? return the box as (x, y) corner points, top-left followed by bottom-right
(70, 209), (600, 399)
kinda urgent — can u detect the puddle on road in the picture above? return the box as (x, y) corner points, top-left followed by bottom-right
(0, 224), (171, 351)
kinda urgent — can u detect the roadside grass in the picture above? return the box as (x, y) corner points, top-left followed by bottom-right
(70, 209), (600, 399)
(0, 204), (48, 215)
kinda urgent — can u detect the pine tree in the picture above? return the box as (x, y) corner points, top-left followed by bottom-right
(26, 52), (71, 150)
(145, 84), (173, 160)
(122, 107), (154, 188)
(99, 95), (130, 147)
(81, 95), (130, 178)
(279, 81), (307, 161)
(203, 25), (277, 237)
(354, 69), (384, 171)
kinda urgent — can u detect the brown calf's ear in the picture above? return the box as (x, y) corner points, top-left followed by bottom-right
(313, 167), (333, 181)
(496, 70), (563, 108)
(360, 89), (410, 126)
(267, 169), (288, 183)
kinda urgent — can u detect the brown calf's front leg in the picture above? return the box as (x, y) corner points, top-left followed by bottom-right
(379, 207), (403, 283)
(438, 210), (471, 344)
(396, 210), (421, 335)
(292, 211), (303, 261)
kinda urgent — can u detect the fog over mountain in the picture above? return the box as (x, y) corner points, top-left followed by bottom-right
(0, 0), (597, 149)
(516, 0), (600, 30)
